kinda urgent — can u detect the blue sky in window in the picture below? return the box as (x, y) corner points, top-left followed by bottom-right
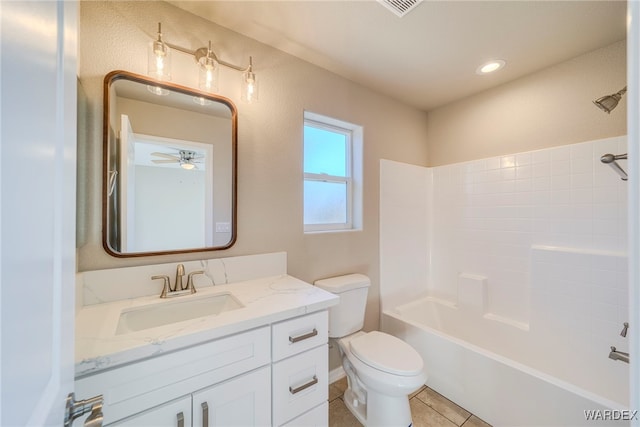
(304, 125), (346, 176)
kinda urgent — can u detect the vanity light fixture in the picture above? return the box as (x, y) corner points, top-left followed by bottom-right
(148, 23), (171, 81)
(476, 59), (506, 75)
(198, 41), (219, 93)
(241, 57), (258, 103)
(147, 22), (258, 103)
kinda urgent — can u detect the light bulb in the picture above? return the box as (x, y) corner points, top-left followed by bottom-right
(146, 85), (169, 96)
(240, 56), (258, 103)
(199, 62), (218, 93)
(241, 70), (258, 103)
(193, 96), (213, 106)
(476, 59), (505, 75)
(148, 23), (171, 81)
(198, 42), (218, 93)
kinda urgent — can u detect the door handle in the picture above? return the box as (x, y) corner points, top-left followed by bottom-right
(177, 411), (184, 427)
(64, 392), (104, 427)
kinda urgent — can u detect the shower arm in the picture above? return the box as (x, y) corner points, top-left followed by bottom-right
(600, 153), (628, 181)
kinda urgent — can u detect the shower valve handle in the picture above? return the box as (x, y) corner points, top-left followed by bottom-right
(620, 322), (629, 337)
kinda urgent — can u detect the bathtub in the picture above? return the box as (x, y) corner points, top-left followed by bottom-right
(382, 297), (631, 427)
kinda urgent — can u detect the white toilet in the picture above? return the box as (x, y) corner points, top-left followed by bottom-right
(314, 274), (427, 427)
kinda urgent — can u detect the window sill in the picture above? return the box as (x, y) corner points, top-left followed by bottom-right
(303, 228), (363, 235)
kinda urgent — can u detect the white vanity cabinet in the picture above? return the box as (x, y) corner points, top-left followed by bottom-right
(109, 367), (271, 427)
(110, 396), (192, 426)
(271, 311), (329, 426)
(75, 326), (271, 426)
(75, 309), (331, 426)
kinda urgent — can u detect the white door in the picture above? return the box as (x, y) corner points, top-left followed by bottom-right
(119, 114), (136, 252)
(0, 1), (78, 426)
(628, 1), (640, 421)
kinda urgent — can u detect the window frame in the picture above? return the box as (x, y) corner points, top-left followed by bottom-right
(303, 112), (362, 233)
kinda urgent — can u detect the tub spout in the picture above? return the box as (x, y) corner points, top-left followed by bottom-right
(609, 346), (629, 364)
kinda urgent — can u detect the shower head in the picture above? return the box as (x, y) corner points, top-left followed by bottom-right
(593, 86), (627, 114)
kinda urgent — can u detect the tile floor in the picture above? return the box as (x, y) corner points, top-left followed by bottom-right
(328, 377), (492, 427)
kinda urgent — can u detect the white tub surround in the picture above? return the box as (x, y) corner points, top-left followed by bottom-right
(75, 252), (338, 426)
(380, 137), (630, 425)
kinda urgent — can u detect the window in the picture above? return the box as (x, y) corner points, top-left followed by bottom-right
(303, 111), (362, 232)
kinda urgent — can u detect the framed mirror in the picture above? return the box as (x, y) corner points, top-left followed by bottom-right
(102, 70), (237, 257)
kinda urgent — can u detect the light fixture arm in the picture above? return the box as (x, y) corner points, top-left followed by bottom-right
(162, 39), (250, 72)
(147, 23), (258, 102)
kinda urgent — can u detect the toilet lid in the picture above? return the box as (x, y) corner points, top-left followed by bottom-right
(349, 331), (423, 377)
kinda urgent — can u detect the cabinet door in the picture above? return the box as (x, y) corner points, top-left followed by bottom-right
(193, 366), (271, 427)
(110, 396), (191, 427)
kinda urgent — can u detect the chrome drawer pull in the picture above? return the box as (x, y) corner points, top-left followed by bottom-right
(289, 375), (318, 395)
(202, 402), (209, 427)
(289, 328), (318, 343)
(177, 412), (184, 427)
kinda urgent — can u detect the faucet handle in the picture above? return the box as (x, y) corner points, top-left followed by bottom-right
(175, 264), (186, 291)
(186, 270), (205, 294)
(620, 322), (629, 337)
(151, 275), (171, 298)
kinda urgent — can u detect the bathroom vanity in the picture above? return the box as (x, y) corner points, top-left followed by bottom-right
(74, 253), (338, 426)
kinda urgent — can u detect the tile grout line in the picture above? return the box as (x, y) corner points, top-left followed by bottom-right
(412, 388), (473, 427)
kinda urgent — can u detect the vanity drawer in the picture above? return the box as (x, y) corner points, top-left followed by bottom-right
(272, 344), (328, 426)
(281, 401), (328, 427)
(272, 310), (328, 361)
(75, 326), (270, 425)
(109, 395), (191, 427)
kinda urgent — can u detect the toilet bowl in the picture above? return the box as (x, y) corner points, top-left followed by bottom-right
(314, 274), (427, 427)
(338, 331), (427, 426)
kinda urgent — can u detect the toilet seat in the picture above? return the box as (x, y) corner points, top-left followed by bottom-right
(349, 331), (423, 376)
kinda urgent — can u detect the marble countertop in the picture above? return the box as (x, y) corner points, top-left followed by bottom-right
(75, 274), (338, 378)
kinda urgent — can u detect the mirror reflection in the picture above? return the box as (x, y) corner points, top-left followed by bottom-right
(103, 71), (237, 257)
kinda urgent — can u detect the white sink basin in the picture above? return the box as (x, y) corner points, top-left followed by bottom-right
(116, 292), (244, 335)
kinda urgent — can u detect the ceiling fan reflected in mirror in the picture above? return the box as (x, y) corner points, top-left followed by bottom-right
(151, 150), (204, 170)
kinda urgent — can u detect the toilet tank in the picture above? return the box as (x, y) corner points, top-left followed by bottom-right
(314, 274), (370, 338)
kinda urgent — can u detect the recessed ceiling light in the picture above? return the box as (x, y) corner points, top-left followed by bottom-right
(476, 59), (506, 75)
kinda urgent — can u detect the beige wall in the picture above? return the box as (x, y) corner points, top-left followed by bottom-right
(77, 2), (627, 372)
(77, 1), (430, 342)
(426, 40), (627, 166)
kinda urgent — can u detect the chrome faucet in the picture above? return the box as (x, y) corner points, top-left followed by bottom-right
(609, 346), (629, 364)
(150, 264), (205, 298)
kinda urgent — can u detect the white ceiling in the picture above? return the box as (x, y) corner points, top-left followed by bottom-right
(170, 0), (627, 112)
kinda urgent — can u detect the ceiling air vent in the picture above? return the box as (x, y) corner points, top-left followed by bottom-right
(377, 0), (423, 18)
